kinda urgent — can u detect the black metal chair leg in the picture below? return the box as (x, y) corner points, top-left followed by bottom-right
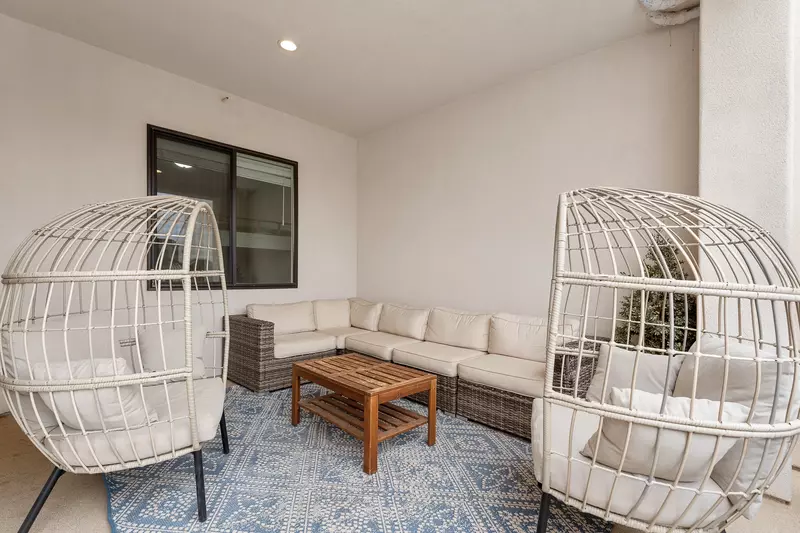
(537, 492), (551, 533)
(220, 413), (230, 455)
(192, 450), (207, 522)
(19, 467), (64, 533)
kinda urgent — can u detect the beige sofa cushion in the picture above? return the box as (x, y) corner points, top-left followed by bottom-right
(33, 358), (158, 431)
(1, 312), (126, 431)
(317, 326), (371, 350)
(673, 335), (800, 519)
(7, 393), (58, 432)
(581, 387), (750, 482)
(458, 354), (545, 397)
(274, 332), (336, 359)
(488, 313), (580, 362)
(137, 322), (207, 378)
(424, 308), (491, 351)
(378, 303), (430, 340)
(392, 341), (483, 377)
(45, 377), (224, 469)
(349, 299), (383, 331)
(1, 311), (120, 380)
(313, 299), (351, 330)
(531, 399), (731, 528)
(247, 302), (316, 335)
(345, 332), (418, 361)
(586, 343), (682, 403)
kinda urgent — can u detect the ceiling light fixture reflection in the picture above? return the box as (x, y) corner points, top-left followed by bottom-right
(174, 163), (192, 169)
(279, 39), (297, 52)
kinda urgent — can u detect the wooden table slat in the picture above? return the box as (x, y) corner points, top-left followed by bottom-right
(346, 373), (378, 388)
(317, 396), (367, 431)
(375, 364), (426, 379)
(377, 416), (428, 443)
(365, 367), (409, 382)
(329, 373), (380, 394)
(300, 398), (364, 440)
(298, 393), (427, 443)
(326, 395), (393, 432)
(308, 358), (355, 373)
(352, 370), (392, 388)
(380, 403), (417, 423)
(331, 395), (407, 428)
(363, 367), (407, 383)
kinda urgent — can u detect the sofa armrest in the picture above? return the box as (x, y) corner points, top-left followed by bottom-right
(229, 314), (276, 362)
(551, 349), (597, 398)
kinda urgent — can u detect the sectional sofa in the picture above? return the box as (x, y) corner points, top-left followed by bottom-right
(228, 298), (578, 438)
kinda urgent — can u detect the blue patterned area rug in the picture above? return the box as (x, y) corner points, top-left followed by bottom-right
(105, 384), (610, 532)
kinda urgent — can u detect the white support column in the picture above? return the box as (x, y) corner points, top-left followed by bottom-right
(699, 0), (794, 247)
(699, 0), (797, 501)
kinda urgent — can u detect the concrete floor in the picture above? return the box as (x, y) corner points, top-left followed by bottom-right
(1, 414), (798, 533)
(613, 471), (800, 533)
(0, 415), (109, 533)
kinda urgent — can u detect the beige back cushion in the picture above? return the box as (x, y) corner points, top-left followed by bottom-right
(136, 322), (207, 378)
(246, 302), (316, 335)
(581, 387), (750, 482)
(673, 335), (800, 519)
(424, 308), (491, 351)
(378, 303), (430, 340)
(33, 357), (158, 430)
(313, 300), (351, 330)
(349, 299), (383, 331)
(586, 343), (683, 403)
(2, 311), (122, 380)
(488, 313), (580, 361)
(1, 311), (137, 430)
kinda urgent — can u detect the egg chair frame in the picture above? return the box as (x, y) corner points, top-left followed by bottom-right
(0, 196), (230, 532)
(536, 188), (800, 533)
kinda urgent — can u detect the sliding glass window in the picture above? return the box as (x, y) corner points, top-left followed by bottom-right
(147, 125), (298, 288)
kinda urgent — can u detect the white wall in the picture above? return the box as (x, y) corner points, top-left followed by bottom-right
(357, 23), (699, 316)
(0, 14), (358, 317)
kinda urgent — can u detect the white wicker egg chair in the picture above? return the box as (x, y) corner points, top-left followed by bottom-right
(535, 188), (800, 533)
(0, 196), (230, 532)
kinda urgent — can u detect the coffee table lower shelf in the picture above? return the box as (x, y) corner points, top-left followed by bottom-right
(299, 393), (427, 443)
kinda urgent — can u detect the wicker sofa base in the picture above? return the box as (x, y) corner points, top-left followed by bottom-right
(456, 380), (533, 439)
(403, 369), (458, 415)
(228, 349), (337, 392)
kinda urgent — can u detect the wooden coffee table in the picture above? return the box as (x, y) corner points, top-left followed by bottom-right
(291, 353), (436, 474)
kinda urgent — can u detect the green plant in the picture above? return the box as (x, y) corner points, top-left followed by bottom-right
(614, 237), (697, 350)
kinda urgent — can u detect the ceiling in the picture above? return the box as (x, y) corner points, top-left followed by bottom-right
(0, 1), (653, 136)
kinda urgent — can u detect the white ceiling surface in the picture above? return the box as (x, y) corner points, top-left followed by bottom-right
(0, 1), (652, 136)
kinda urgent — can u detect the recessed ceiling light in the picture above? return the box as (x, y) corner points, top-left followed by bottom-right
(174, 162), (192, 169)
(279, 39), (297, 52)
(156, 169), (162, 173)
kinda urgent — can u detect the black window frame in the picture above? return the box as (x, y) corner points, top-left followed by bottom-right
(147, 124), (299, 290)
